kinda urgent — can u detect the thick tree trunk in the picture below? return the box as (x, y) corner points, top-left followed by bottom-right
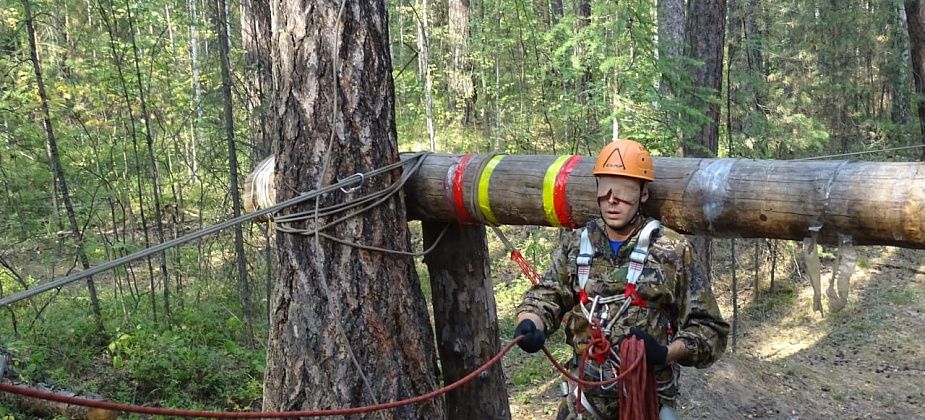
(684, 0), (726, 269)
(423, 222), (510, 420)
(905, 0), (925, 159)
(683, 0), (726, 157)
(448, 0), (476, 125)
(22, 0), (103, 335)
(216, 0), (255, 346)
(263, 0), (445, 417)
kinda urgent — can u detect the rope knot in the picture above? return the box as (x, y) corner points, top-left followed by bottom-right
(587, 320), (611, 365)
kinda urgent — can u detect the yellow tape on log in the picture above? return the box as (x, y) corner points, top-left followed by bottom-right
(477, 155), (505, 224)
(542, 156), (571, 227)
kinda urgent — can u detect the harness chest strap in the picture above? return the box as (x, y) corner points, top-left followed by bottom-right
(575, 220), (661, 306)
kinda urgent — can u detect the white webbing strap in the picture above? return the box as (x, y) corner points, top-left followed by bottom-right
(626, 220), (661, 285)
(576, 228), (593, 290)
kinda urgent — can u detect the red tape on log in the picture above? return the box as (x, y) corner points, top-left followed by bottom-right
(553, 155), (582, 228)
(450, 153), (475, 224)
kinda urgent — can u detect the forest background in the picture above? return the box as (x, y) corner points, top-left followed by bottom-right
(0, 0), (923, 417)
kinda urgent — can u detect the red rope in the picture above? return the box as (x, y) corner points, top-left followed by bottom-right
(510, 250), (541, 285)
(0, 337), (522, 418)
(618, 337), (659, 420)
(543, 337), (657, 418)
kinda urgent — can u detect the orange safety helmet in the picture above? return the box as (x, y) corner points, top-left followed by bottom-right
(592, 139), (655, 182)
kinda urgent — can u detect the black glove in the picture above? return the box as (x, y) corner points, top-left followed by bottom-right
(513, 319), (546, 353)
(629, 327), (668, 365)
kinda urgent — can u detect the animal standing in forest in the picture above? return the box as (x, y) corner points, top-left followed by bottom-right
(514, 139), (730, 419)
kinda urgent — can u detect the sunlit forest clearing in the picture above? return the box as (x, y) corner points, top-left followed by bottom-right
(0, 0), (924, 418)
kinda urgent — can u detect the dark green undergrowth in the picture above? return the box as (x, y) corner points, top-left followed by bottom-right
(0, 287), (265, 415)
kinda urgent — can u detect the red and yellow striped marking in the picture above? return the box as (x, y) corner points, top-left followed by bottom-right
(542, 155), (581, 228)
(477, 155), (505, 224)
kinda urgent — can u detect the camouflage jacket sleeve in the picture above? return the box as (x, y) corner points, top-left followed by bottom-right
(672, 239), (730, 368)
(515, 232), (577, 335)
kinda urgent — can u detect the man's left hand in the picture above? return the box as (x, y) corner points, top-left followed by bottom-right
(629, 327), (668, 365)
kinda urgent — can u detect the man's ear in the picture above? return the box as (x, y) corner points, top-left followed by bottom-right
(640, 182), (650, 204)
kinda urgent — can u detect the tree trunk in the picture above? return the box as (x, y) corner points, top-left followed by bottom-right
(423, 222), (510, 420)
(574, 0), (593, 144)
(241, 0), (274, 158)
(187, 0), (203, 178)
(216, 0), (255, 347)
(893, 1), (912, 125)
(683, 0), (726, 270)
(905, 0), (925, 159)
(22, 0), (104, 336)
(263, 0), (446, 417)
(657, 0), (686, 96)
(417, 0), (437, 150)
(125, 0), (172, 324)
(448, 0), (476, 126)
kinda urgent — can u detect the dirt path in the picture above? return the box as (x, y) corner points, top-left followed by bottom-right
(506, 246), (925, 419)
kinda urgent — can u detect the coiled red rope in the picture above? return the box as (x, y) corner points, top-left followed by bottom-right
(542, 336), (658, 419)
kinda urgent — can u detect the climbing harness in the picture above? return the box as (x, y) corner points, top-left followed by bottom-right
(572, 219), (663, 418)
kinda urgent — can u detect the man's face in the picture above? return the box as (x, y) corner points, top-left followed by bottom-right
(596, 176), (648, 230)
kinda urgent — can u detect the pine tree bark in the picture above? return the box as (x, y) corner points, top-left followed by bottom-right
(905, 0), (925, 159)
(683, 0), (726, 270)
(22, 0), (104, 336)
(423, 223), (510, 419)
(657, 0), (685, 97)
(683, 0), (727, 157)
(216, 0), (255, 346)
(448, 0), (476, 125)
(263, 0), (446, 417)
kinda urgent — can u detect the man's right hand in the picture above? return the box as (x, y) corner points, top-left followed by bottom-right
(513, 319), (546, 353)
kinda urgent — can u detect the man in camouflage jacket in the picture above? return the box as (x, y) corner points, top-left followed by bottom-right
(514, 140), (729, 419)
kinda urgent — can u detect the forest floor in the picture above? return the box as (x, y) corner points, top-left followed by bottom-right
(500, 243), (925, 420)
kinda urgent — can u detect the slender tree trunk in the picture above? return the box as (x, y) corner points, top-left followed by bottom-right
(241, 0), (274, 158)
(216, 0), (256, 346)
(905, 0), (925, 159)
(423, 223), (510, 419)
(125, 0), (172, 324)
(263, 0), (446, 417)
(657, 0), (686, 97)
(22, 0), (104, 336)
(417, 0), (437, 150)
(893, 2), (912, 125)
(187, 0), (203, 177)
(448, 0), (476, 125)
(574, 0), (592, 144)
(97, 0), (159, 322)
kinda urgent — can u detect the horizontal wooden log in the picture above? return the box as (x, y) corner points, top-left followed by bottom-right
(245, 153), (925, 248)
